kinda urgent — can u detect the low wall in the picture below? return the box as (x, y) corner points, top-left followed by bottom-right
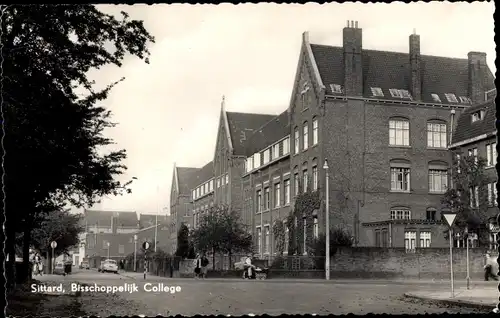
(330, 247), (495, 279)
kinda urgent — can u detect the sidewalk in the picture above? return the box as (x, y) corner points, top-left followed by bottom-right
(404, 286), (499, 311)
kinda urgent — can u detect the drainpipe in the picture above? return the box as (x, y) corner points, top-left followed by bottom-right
(449, 109), (455, 147)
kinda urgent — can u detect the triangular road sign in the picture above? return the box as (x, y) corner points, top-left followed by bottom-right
(444, 214), (457, 227)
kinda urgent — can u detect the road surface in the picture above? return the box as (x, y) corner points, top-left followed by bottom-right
(37, 269), (492, 316)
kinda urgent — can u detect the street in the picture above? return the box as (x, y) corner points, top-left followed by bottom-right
(34, 268), (492, 316)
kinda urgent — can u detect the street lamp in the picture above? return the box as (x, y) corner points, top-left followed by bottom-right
(106, 242), (110, 259)
(323, 159), (330, 280)
(443, 210), (457, 298)
(133, 234), (138, 272)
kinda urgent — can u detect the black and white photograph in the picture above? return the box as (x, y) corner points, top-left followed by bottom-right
(3, 2), (498, 317)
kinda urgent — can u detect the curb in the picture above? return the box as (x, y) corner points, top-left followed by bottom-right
(403, 293), (496, 311)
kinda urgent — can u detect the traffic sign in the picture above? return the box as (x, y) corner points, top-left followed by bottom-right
(443, 213), (456, 227)
(142, 241), (150, 250)
(50, 241), (57, 249)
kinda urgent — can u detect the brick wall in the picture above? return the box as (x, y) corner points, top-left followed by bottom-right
(85, 233), (134, 259)
(330, 247), (494, 279)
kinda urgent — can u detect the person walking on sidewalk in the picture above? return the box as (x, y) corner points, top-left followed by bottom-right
(200, 253), (209, 279)
(484, 253), (498, 281)
(194, 254), (202, 279)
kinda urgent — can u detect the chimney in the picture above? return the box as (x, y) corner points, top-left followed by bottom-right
(468, 52), (488, 104)
(409, 31), (422, 100)
(343, 20), (363, 96)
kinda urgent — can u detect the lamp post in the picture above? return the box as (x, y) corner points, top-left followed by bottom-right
(464, 227), (470, 290)
(133, 234), (138, 272)
(443, 210), (457, 298)
(323, 159), (330, 280)
(106, 242), (110, 259)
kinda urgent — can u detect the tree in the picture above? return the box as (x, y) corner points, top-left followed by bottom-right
(191, 205), (252, 270)
(2, 5), (154, 285)
(442, 154), (491, 245)
(175, 223), (195, 259)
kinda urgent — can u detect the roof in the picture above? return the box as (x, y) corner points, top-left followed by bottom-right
(192, 161), (214, 187)
(176, 166), (199, 195)
(310, 44), (496, 103)
(451, 99), (496, 145)
(84, 210), (138, 228)
(225, 111), (277, 155)
(245, 110), (290, 156)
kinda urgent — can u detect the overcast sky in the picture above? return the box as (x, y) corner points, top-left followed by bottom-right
(81, 2), (495, 216)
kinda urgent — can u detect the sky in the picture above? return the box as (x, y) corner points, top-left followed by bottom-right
(79, 2), (496, 217)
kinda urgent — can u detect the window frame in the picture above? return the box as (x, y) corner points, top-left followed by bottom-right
(312, 118), (318, 145)
(303, 122), (309, 150)
(390, 166), (411, 192)
(427, 121), (447, 149)
(274, 183), (281, 208)
(294, 128), (300, 154)
(389, 118), (410, 147)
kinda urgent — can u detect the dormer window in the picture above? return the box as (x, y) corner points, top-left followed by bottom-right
(431, 94), (441, 103)
(444, 93), (458, 103)
(389, 89), (412, 100)
(371, 87), (384, 97)
(459, 96), (472, 104)
(471, 110), (485, 123)
(330, 84), (342, 94)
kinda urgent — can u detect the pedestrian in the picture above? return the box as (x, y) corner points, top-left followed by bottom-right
(193, 254), (201, 279)
(484, 253), (498, 281)
(244, 253), (254, 279)
(200, 253), (209, 279)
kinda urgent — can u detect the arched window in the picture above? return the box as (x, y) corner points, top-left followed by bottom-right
(312, 158), (318, 191)
(427, 119), (447, 148)
(302, 162), (308, 193)
(390, 159), (411, 192)
(428, 161), (449, 193)
(293, 166), (299, 196)
(426, 207), (437, 221)
(303, 122), (309, 150)
(312, 117), (318, 145)
(294, 127), (300, 154)
(389, 117), (410, 146)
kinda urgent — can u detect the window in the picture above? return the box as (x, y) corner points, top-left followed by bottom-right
(303, 169), (308, 193)
(204, 183), (208, 193)
(256, 190), (262, 212)
(471, 110), (485, 122)
(209, 180), (214, 192)
(486, 143), (497, 167)
(455, 154), (461, 174)
(312, 165), (318, 191)
(459, 96), (472, 104)
(445, 93), (458, 103)
(284, 180), (290, 205)
(217, 177), (221, 188)
(263, 149), (270, 164)
(274, 183), (281, 208)
(312, 118), (318, 145)
(429, 169), (448, 193)
(284, 222), (289, 252)
(283, 137), (290, 155)
(264, 226), (270, 254)
(294, 128), (300, 154)
(256, 227), (262, 254)
(264, 187), (270, 210)
(431, 94), (441, 103)
(390, 209), (411, 220)
(488, 182), (498, 206)
(490, 232), (498, 251)
(225, 174), (229, 184)
(192, 190), (196, 200)
(201, 185), (205, 195)
(300, 82), (310, 110)
(371, 87), (384, 97)
(253, 153), (261, 169)
(272, 144), (280, 160)
(294, 173), (299, 196)
(426, 209), (436, 221)
(420, 232), (431, 248)
(389, 89), (412, 99)
(468, 148), (478, 163)
(330, 84), (342, 93)
(381, 229), (388, 247)
(390, 167), (410, 192)
(375, 230), (381, 247)
(427, 122), (447, 148)
(313, 218), (318, 239)
(303, 123), (309, 150)
(389, 119), (409, 146)
(197, 188), (200, 197)
(404, 231), (417, 252)
(118, 244), (125, 254)
(469, 186), (479, 208)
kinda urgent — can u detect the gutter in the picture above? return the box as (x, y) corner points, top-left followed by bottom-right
(449, 132), (497, 149)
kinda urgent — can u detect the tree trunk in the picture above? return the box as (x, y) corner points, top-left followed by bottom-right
(228, 250), (232, 269)
(212, 247), (215, 270)
(6, 219), (17, 290)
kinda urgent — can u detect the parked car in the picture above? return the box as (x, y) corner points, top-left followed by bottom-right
(80, 261), (90, 269)
(100, 259), (118, 274)
(53, 262), (65, 275)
